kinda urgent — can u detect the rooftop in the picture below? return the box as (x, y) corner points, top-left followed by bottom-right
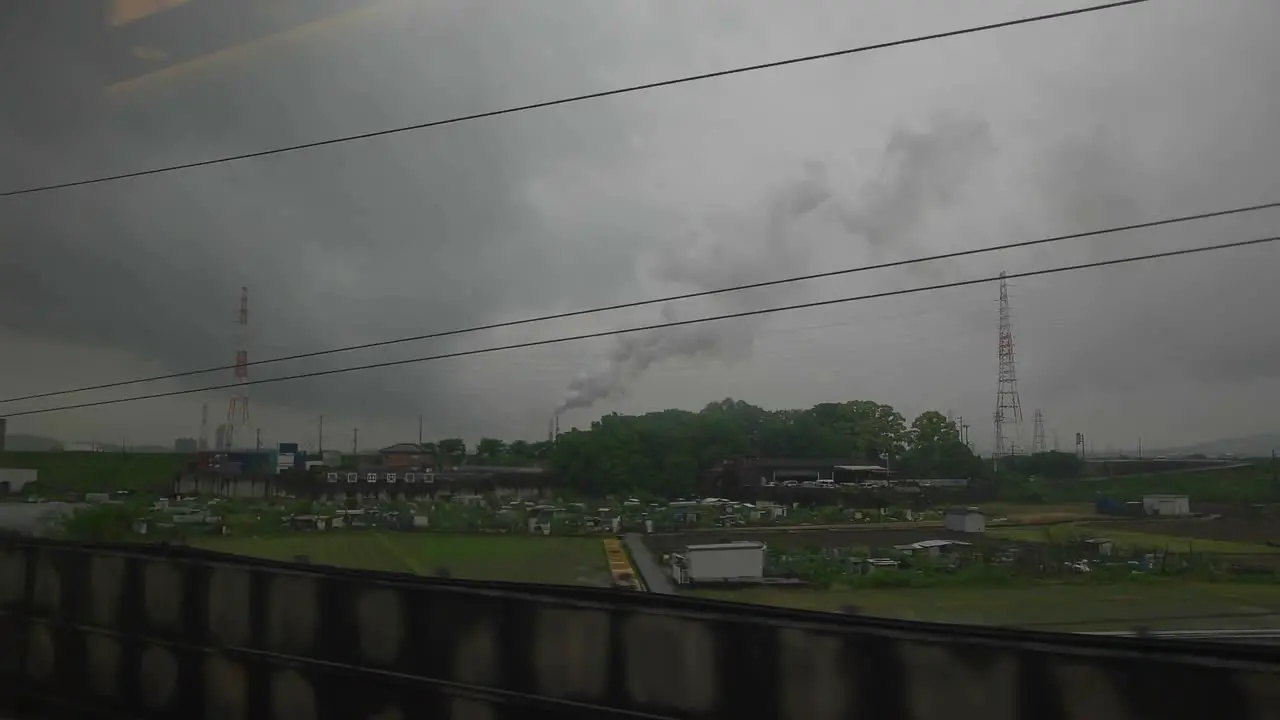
(686, 541), (767, 551)
(740, 458), (865, 469)
(379, 443), (431, 454)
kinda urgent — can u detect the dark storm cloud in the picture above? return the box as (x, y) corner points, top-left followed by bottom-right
(0, 1), (652, 433)
(4, 0), (1280, 450)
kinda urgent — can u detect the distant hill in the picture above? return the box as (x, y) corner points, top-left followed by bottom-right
(1, 434), (62, 452)
(1153, 433), (1280, 458)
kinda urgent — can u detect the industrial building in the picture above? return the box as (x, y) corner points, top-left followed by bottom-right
(1141, 494), (1191, 517)
(378, 442), (436, 468)
(174, 447), (556, 501)
(702, 457), (891, 498)
(670, 541), (766, 585)
(943, 507), (986, 533)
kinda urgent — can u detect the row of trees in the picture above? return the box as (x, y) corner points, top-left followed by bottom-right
(542, 399), (985, 497)
(406, 399), (1091, 498)
(354, 438), (557, 468)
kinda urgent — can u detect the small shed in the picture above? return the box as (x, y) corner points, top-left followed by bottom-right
(1141, 494), (1190, 517)
(892, 539), (974, 558)
(673, 541), (766, 584)
(1079, 537), (1114, 557)
(943, 507), (986, 533)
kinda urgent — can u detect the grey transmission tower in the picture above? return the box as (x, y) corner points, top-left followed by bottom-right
(993, 271), (1024, 468)
(1032, 409), (1047, 454)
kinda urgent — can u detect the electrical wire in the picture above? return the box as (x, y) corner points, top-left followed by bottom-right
(5, 198), (1274, 406)
(5, 232), (1276, 419)
(0, 1), (1147, 200)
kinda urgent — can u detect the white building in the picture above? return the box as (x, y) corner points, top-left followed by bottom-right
(943, 507), (986, 533)
(671, 541), (766, 585)
(1141, 494), (1191, 517)
(0, 468), (37, 494)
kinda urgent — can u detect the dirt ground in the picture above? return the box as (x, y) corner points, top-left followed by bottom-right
(645, 526), (987, 553)
(1104, 517), (1280, 545)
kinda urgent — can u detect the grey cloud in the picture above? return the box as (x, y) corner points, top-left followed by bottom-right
(841, 115), (995, 253)
(4, 0), (1280, 451)
(1, 1), (656, 439)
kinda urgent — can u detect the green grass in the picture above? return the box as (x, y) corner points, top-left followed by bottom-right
(1002, 465), (1278, 505)
(191, 532), (613, 586)
(693, 582), (1280, 631)
(987, 523), (1280, 554)
(0, 451), (191, 495)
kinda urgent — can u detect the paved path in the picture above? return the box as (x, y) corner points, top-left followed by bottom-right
(622, 533), (675, 594)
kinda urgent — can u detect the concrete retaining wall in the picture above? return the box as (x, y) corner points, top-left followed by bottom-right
(1, 538), (1278, 719)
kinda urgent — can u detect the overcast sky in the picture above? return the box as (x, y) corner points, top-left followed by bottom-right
(1, 0), (1278, 453)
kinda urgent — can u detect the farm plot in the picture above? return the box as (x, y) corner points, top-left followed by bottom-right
(1110, 517), (1280, 546)
(694, 581), (1280, 631)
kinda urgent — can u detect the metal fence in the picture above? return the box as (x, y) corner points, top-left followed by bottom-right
(2, 537), (1279, 719)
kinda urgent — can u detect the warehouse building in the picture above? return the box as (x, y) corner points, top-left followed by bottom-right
(1141, 494), (1191, 517)
(670, 541), (766, 586)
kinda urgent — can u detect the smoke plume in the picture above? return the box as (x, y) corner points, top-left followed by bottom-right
(556, 116), (993, 414)
(839, 114), (995, 275)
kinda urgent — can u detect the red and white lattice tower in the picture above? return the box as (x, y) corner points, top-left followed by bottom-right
(992, 272), (1023, 469)
(224, 286), (250, 449)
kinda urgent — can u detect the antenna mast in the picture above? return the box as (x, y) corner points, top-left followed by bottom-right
(224, 286), (250, 449)
(992, 272), (1024, 469)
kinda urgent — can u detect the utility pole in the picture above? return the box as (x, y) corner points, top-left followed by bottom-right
(418, 414), (423, 445)
(255, 428), (262, 452)
(352, 428), (359, 455)
(318, 415), (324, 455)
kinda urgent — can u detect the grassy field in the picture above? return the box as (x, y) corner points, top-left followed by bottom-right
(0, 451), (190, 494)
(192, 532), (613, 586)
(981, 502), (1100, 523)
(987, 522), (1280, 554)
(694, 582), (1280, 631)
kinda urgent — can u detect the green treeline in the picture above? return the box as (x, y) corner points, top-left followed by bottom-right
(542, 399), (986, 497)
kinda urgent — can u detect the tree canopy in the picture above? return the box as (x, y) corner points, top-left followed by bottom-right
(542, 399), (984, 498)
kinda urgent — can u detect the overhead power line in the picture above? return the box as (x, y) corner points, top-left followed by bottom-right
(4, 198), (1274, 406)
(0, 0), (1146, 199)
(5, 232), (1276, 419)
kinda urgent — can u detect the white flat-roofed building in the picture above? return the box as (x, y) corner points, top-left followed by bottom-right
(671, 541), (766, 585)
(1141, 494), (1191, 517)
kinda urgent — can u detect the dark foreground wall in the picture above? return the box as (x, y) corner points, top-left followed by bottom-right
(1, 538), (1279, 719)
